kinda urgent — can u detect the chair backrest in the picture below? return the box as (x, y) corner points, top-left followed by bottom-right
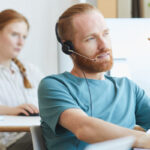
(30, 125), (46, 150)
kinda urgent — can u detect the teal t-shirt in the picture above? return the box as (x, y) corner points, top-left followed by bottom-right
(38, 72), (150, 150)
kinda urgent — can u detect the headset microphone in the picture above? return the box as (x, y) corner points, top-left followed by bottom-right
(55, 23), (93, 117)
(68, 50), (96, 61)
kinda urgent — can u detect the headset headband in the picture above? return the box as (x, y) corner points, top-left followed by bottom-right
(55, 22), (74, 55)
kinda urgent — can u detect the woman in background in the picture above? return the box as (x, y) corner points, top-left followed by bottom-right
(0, 9), (43, 150)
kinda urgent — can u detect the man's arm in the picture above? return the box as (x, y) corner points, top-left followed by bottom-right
(59, 108), (150, 149)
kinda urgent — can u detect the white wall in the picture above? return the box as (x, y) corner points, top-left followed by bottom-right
(87, 0), (97, 6)
(1, 1), (150, 96)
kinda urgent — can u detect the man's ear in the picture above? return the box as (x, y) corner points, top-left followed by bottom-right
(70, 52), (76, 60)
(62, 40), (66, 43)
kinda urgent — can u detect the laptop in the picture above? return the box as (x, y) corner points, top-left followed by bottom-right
(85, 136), (135, 150)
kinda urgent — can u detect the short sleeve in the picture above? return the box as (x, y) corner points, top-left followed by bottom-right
(38, 76), (80, 135)
(135, 83), (150, 130)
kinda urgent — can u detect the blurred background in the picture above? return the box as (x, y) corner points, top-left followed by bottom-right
(0, 0), (150, 96)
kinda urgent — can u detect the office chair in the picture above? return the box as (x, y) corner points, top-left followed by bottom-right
(30, 126), (46, 150)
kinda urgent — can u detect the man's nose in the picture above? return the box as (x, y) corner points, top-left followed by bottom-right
(97, 37), (107, 50)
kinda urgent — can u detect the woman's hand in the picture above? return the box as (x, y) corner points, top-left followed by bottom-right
(0, 104), (39, 116)
(14, 103), (39, 115)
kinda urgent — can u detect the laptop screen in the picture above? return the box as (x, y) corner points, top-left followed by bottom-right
(85, 136), (135, 150)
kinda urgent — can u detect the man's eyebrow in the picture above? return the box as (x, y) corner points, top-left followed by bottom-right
(84, 33), (96, 38)
(84, 28), (110, 39)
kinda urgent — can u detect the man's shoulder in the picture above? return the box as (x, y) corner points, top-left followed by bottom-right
(106, 75), (130, 82)
(43, 72), (68, 81)
(39, 72), (69, 88)
(106, 75), (135, 86)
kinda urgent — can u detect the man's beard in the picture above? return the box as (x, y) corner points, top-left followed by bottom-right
(73, 49), (113, 73)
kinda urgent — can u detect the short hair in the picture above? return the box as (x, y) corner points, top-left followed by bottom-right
(57, 3), (99, 41)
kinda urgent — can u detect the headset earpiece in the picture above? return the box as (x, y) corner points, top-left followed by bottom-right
(62, 41), (74, 55)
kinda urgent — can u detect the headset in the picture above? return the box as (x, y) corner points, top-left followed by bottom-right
(55, 23), (96, 61)
(55, 22), (93, 117)
(55, 23), (74, 55)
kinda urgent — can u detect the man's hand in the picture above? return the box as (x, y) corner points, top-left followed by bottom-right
(134, 125), (145, 132)
(135, 133), (150, 148)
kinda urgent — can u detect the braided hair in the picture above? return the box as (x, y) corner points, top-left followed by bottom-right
(12, 58), (32, 88)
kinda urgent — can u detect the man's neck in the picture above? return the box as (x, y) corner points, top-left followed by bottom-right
(70, 67), (105, 80)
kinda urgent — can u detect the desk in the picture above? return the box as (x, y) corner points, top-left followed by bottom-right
(0, 116), (40, 132)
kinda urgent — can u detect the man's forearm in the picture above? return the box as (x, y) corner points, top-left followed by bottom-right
(75, 116), (150, 148)
(60, 108), (150, 148)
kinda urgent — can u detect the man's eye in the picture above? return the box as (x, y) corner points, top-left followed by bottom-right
(87, 37), (95, 41)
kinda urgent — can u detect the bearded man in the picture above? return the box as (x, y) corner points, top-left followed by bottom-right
(38, 3), (150, 150)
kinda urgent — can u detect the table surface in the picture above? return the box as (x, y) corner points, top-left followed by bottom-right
(0, 115), (40, 132)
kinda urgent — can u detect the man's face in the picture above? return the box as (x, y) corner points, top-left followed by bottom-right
(71, 10), (113, 73)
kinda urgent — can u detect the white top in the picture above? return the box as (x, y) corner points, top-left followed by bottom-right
(0, 61), (43, 107)
(0, 60), (43, 148)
